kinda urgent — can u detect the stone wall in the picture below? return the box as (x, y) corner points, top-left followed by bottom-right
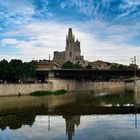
(0, 79), (76, 96)
(0, 79), (134, 97)
(136, 80), (140, 92)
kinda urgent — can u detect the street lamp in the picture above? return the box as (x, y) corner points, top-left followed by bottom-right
(131, 56), (138, 129)
(131, 56), (137, 94)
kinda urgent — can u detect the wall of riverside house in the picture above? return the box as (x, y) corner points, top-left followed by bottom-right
(0, 79), (135, 96)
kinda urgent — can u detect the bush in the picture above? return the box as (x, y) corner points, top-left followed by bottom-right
(62, 61), (83, 69)
(30, 89), (67, 96)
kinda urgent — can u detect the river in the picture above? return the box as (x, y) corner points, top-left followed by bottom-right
(0, 91), (140, 140)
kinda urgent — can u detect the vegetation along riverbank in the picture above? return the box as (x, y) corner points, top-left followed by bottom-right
(30, 89), (67, 96)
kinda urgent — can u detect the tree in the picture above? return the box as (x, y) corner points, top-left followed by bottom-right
(62, 61), (74, 69)
(86, 64), (92, 69)
(0, 59), (9, 81)
(23, 61), (36, 82)
(9, 59), (23, 82)
(62, 61), (83, 69)
(73, 63), (83, 69)
(110, 63), (128, 69)
(0, 59), (36, 83)
(129, 64), (138, 69)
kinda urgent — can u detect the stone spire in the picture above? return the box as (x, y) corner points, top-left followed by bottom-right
(68, 28), (73, 40)
(76, 39), (80, 43)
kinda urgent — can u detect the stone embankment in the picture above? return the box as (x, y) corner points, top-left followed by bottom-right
(0, 79), (136, 96)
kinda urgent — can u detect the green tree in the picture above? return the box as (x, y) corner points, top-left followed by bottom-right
(110, 63), (129, 70)
(62, 61), (74, 69)
(129, 64), (138, 69)
(9, 59), (23, 82)
(0, 59), (9, 81)
(62, 61), (83, 69)
(23, 61), (36, 82)
(73, 63), (83, 69)
(86, 64), (92, 69)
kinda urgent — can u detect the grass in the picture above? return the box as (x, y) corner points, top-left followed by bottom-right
(30, 89), (67, 96)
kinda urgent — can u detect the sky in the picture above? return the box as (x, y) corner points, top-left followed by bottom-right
(0, 0), (140, 65)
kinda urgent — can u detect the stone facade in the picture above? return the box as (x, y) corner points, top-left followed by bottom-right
(89, 60), (111, 70)
(36, 60), (60, 70)
(53, 28), (84, 64)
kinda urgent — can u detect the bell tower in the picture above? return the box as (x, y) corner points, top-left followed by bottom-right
(53, 28), (84, 65)
(66, 28), (75, 48)
(66, 28), (75, 61)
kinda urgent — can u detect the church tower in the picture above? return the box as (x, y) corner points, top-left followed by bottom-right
(65, 28), (84, 64)
(53, 28), (84, 65)
(65, 28), (75, 61)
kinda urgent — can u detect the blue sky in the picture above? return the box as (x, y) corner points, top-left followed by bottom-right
(0, 0), (140, 65)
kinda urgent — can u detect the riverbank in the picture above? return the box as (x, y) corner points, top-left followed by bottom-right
(0, 79), (135, 97)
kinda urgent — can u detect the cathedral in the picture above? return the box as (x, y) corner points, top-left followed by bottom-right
(53, 28), (84, 64)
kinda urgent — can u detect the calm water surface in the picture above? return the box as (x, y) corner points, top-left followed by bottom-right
(0, 91), (140, 140)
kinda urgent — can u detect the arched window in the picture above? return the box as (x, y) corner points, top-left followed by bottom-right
(69, 52), (72, 57)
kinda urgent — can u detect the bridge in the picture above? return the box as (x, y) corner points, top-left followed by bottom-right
(36, 68), (140, 81)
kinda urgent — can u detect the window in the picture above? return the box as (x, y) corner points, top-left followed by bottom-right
(70, 52), (72, 57)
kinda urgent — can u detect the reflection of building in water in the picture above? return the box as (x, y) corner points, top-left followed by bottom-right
(0, 114), (35, 130)
(63, 115), (80, 140)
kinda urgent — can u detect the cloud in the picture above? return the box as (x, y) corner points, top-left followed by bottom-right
(0, 0), (35, 32)
(59, 0), (98, 17)
(1, 20), (140, 66)
(1, 0), (140, 29)
(73, 29), (140, 65)
(1, 38), (19, 46)
(6, 21), (68, 50)
(121, 0), (140, 8)
(32, 0), (53, 19)
(73, 20), (140, 46)
(0, 1), (35, 20)
(0, 21), (69, 60)
(0, 0), (34, 14)
(69, 0), (95, 16)
(60, 0), (140, 24)
(0, 0), (140, 66)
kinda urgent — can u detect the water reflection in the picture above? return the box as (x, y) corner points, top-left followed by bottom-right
(63, 115), (80, 140)
(0, 91), (140, 140)
(0, 114), (140, 140)
(0, 114), (80, 140)
(0, 114), (35, 130)
(134, 89), (140, 129)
